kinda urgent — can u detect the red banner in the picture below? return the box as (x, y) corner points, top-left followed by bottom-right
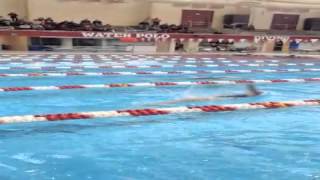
(0, 30), (319, 42)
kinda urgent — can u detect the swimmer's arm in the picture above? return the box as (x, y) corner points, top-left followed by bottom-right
(152, 95), (221, 105)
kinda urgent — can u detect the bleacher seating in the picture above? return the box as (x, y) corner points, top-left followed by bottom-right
(0, 13), (192, 34)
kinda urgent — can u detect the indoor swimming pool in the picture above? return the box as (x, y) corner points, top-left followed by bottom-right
(0, 54), (319, 180)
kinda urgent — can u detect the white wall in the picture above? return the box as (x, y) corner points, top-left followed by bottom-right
(297, 10), (320, 30)
(250, 7), (320, 30)
(150, 3), (182, 25)
(27, 0), (150, 25)
(0, 0), (319, 31)
(250, 7), (273, 30)
(0, 0), (28, 19)
(150, 2), (320, 31)
(150, 3), (250, 31)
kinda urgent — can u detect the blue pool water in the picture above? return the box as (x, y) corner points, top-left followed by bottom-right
(0, 54), (319, 180)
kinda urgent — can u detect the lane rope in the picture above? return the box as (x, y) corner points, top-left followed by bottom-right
(0, 63), (317, 70)
(0, 77), (319, 92)
(0, 54), (309, 60)
(0, 56), (278, 62)
(0, 99), (319, 125)
(0, 58), (285, 63)
(0, 56), (307, 64)
(0, 68), (319, 78)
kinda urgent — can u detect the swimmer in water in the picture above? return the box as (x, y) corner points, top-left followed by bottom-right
(155, 84), (262, 105)
(219, 84), (262, 98)
(193, 76), (237, 81)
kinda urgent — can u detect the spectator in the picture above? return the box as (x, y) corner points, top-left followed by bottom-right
(56, 21), (80, 31)
(43, 18), (57, 30)
(168, 24), (179, 33)
(289, 40), (299, 50)
(138, 21), (149, 30)
(2, 13), (187, 33)
(274, 40), (284, 51)
(175, 41), (184, 51)
(8, 12), (18, 22)
(93, 20), (102, 31)
(32, 18), (45, 30)
(80, 19), (93, 31)
(247, 24), (255, 31)
(158, 23), (169, 32)
(93, 20), (102, 26)
(151, 18), (161, 26)
(0, 16), (11, 27)
(104, 24), (113, 32)
(14, 19), (33, 30)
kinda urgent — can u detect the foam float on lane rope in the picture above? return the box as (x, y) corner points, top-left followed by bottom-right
(0, 77), (319, 92)
(0, 99), (319, 125)
(0, 68), (319, 78)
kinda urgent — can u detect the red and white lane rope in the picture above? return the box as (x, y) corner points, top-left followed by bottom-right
(0, 61), (285, 65)
(0, 57), (302, 64)
(0, 54), (314, 61)
(0, 58), (285, 63)
(0, 56), (272, 62)
(0, 77), (319, 92)
(0, 63), (317, 69)
(0, 54), (306, 60)
(0, 99), (319, 124)
(0, 68), (319, 78)
(0, 60), (289, 66)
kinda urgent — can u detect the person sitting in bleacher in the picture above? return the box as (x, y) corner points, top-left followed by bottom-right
(151, 18), (161, 27)
(56, 21), (80, 31)
(80, 19), (93, 31)
(8, 12), (18, 23)
(138, 18), (151, 30)
(92, 20), (103, 31)
(0, 16), (11, 28)
(43, 18), (57, 30)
